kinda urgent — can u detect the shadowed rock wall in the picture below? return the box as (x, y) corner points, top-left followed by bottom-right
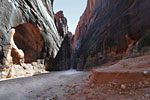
(72, 0), (150, 70)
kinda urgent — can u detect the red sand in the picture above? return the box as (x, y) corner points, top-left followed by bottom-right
(69, 55), (150, 100)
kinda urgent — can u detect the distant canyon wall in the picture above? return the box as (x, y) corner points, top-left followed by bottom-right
(47, 11), (72, 71)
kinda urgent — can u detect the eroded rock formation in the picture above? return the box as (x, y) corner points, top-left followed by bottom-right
(14, 23), (44, 63)
(72, 0), (150, 69)
(0, 0), (62, 67)
(0, 0), (66, 71)
(8, 28), (24, 65)
(0, 0), (73, 78)
(55, 11), (68, 38)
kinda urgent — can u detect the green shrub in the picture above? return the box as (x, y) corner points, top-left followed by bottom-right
(140, 47), (150, 54)
(89, 50), (97, 57)
(124, 52), (141, 59)
(137, 30), (150, 52)
(121, 62), (128, 67)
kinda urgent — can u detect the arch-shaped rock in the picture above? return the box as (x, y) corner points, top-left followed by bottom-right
(0, 0), (62, 66)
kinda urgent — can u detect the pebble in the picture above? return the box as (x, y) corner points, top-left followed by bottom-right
(72, 85), (76, 88)
(144, 81), (149, 85)
(87, 94), (93, 99)
(91, 84), (95, 88)
(119, 92), (123, 95)
(45, 98), (51, 100)
(144, 71), (148, 74)
(59, 84), (64, 87)
(71, 91), (75, 95)
(63, 93), (67, 97)
(76, 86), (81, 90)
(121, 84), (126, 89)
(145, 94), (150, 98)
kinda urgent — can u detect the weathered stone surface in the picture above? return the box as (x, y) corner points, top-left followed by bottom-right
(0, 0), (62, 69)
(1, 61), (45, 79)
(13, 23), (43, 63)
(72, 0), (150, 69)
(55, 11), (68, 38)
(10, 28), (24, 64)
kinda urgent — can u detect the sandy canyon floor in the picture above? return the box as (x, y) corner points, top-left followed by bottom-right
(0, 55), (150, 100)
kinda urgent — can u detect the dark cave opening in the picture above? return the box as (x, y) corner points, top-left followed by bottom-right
(11, 23), (44, 64)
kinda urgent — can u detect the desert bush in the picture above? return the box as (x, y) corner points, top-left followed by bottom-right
(124, 52), (141, 59)
(124, 30), (150, 59)
(89, 50), (97, 57)
(121, 62), (129, 67)
(140, 47), (150, 54)
(137, 30), (150, 52)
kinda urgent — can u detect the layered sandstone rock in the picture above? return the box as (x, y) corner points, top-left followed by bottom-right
(0, 0), (62, 70)
(72, 0), (150, 69)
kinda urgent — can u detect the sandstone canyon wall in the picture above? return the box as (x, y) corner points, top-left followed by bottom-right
(72, 0), (150, 70)
(0, 0), (70, 72)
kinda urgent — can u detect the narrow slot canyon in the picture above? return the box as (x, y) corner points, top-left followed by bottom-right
(0, 0), (150, 100)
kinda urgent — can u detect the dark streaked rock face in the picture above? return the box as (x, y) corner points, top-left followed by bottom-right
(72, 0), (150, 70)
(0, 0), (62, 69)
(51, 32), (72, 71)
(47, 11), (72, 71)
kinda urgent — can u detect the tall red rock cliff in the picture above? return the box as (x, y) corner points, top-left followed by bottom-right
(0, 0), (71, 71)
(72, 0), (150, 70)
